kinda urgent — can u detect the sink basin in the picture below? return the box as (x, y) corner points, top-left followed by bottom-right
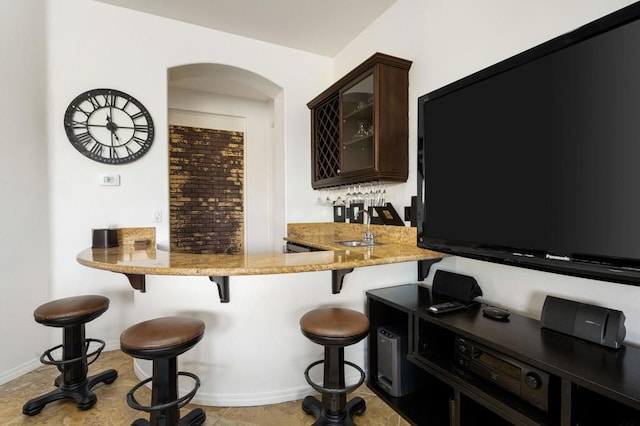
(335, 240), (380, 247)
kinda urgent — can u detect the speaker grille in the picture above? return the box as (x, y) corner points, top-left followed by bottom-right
(541, 296), (578, 335)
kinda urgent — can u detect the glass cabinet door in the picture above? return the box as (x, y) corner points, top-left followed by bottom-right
(341, 73), (374, 174)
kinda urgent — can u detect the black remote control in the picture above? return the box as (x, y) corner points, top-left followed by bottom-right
(427, 301), (466, 314)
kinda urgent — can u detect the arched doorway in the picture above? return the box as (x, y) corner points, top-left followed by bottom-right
(167, 64), (285, 254)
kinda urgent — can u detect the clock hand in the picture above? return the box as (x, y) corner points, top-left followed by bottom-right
(106, 113), (120, 142)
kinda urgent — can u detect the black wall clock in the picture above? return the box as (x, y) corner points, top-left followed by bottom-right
(63, 88), (154, 164)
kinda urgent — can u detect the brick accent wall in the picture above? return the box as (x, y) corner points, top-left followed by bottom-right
(169, 125), (244, 254)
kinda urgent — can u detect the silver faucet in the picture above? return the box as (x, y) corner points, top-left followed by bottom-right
(360, 210), (375, 244)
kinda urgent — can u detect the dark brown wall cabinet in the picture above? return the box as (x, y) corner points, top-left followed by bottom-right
(308, 52), (412, 189)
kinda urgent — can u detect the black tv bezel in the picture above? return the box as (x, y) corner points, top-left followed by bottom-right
(417, 1), (640, 286)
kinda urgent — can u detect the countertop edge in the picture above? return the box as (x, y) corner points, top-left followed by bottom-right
(77, 247), (445, 277)
(77, 223), (447, 277)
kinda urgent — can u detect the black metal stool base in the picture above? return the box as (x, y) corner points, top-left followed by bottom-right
(132, 407), (206, 426)
(302, 395), (366, 426)
(127, 368), (207, 426)
(22, 368), (118, 416)
(302, 355), (367, 425)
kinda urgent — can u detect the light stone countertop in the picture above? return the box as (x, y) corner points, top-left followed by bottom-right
(77, 223), (445, 277)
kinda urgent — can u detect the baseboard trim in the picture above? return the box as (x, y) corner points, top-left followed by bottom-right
(132, 361), (360, 407)
(0, 357), (41, 386)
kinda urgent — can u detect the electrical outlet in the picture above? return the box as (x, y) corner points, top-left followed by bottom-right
(153, 210), (162, 223)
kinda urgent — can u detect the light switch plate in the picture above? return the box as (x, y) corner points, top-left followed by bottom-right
(99, 174), (121, 186)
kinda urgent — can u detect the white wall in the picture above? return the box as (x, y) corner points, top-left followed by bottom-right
(0, 0), (51, 383)
(42, 0), (331, 350)
(335, 0), (640, 345)
(0, 0), (337, 389)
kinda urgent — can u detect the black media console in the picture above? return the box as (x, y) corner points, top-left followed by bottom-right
(366, 283), (640, 425)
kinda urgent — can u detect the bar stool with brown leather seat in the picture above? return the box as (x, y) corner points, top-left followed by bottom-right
(120, 316), (206, 426)
(300, 307), (370, 426)
(22, 295), (118, 416)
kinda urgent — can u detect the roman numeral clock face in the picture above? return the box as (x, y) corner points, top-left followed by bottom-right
(64, 88), (154, 164)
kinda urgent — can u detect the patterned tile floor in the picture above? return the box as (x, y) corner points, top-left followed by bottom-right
(0, 350), (410, 425)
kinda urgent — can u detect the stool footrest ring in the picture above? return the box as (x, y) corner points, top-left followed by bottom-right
(304, 359), (366, 395)
(40, 338), (106, 373)
(127, 371), (201, 413)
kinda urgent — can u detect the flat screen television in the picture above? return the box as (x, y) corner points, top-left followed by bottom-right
(417, 2), (640, 286)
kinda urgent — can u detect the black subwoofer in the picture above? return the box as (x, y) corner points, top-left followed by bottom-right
(376, 325), (418, 397)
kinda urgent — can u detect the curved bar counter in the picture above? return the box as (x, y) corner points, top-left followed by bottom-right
(77, 241), (439, 277)
(76, 223), (446, 407)
(77, 223), (445, 302)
